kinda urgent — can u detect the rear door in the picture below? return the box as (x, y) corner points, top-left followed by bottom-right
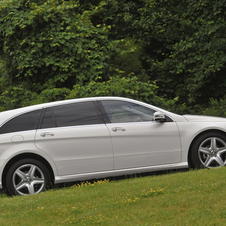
(35, 101), (113, 176)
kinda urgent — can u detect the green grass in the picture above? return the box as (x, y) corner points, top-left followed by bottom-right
(1, 168), (226, 225)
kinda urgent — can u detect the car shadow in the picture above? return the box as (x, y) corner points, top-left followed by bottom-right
(0, 168), (189, 196)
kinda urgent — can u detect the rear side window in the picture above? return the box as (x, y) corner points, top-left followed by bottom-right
(0, 110), (42, 134)
(41, 101), (101, 128)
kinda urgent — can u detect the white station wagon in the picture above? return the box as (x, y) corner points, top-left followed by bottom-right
(0, 96), (226, 195)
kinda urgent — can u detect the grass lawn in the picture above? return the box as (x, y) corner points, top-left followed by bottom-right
(0, 167), (226, 225)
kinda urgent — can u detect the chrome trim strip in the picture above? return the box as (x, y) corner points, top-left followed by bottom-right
(54, 162), (188, 184)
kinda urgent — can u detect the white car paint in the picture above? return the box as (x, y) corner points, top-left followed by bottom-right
(35, 124), (113, 176)
(105, 121), (181, 169)
(0, 96), (226, 191)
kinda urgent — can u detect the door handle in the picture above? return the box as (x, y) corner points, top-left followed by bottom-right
(112, 127), (126, 132)
(40, 132), (54, 137)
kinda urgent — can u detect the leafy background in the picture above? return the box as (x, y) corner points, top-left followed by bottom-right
(0, 0), (226, 116)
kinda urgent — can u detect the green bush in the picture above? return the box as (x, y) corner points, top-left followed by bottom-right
(0, 75), (174, 112)
(202, 98), (226, 117)
(68, 75), (164, 106)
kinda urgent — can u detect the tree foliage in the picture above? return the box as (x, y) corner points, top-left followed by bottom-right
(0, 0), (110, 90)
(132, 0), (226, 106)
(80, 0), (226, 108)
(0, 0), (150, 110)
(1, 0), (226, 113)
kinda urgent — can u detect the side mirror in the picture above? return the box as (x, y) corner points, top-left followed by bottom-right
(154, 111), (166, 122)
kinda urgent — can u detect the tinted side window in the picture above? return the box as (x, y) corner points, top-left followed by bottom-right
(101, 100), (155, 123)
(41, 108), (56, 129)
(41, 101), (101, 128)
(0, 110), (41, 134)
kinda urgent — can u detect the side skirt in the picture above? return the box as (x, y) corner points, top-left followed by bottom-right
(54, 162), (189, 184)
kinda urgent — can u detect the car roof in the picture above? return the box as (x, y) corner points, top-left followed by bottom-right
(0, 96), (183, 126)
(0, 97), (133, 125)
(1, 96), (151, 114)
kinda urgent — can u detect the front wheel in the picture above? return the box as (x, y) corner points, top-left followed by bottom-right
(190, 132), (226, 168)
(6, 159), (51, 196)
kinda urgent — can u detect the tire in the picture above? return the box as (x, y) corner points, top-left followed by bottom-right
(6, 158), (51, 196)
(190, 132), (226, 169)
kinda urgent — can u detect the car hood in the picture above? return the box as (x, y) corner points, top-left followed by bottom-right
(183, 114), (226, 122)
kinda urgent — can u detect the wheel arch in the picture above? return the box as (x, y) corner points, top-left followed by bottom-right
(187, 129), (226, 167)
(2, 153), (55, 190)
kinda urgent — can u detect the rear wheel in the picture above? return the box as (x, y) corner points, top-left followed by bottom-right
(6, 158), (51, 196)
(190, 132), (226, 168)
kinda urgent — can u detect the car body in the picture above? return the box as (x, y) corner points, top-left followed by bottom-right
(0, 96), (226, 195)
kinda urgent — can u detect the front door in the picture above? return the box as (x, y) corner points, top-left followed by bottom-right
(100, 100), (181, 170)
